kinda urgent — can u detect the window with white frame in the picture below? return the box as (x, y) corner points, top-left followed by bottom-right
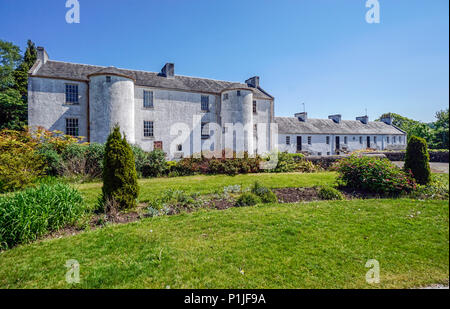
(344, 136), (348, 144)
(374, 136), (377, 144)
(387, 136), (390, 144)
(359, 136), (363, 144)
(106, 76), (111, 83)
(308, 136), (312, 145)
(65, 118), (79, 136)
(65, 84), (79, 104)
(177, 144), (182, 151)
(253, 101), (257, 114)
(144, 121), (154, 137)
(201, 122), (210, 138)
(143, 90), (154, 108)
(326, 136), (330, 145)
(237, 90), (241, 96)
(223, 93), (228, 100)
(393, 136), (397, 143)
(286, 136), (291, 145)
(201, 95), (209, 111)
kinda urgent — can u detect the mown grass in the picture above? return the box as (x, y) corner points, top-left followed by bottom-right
(76, 172), (337, 208)
(0, 198), (447, 289)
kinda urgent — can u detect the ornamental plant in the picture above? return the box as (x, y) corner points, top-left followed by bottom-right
(335, 155), (416, 195)
(404, 136), (431, 185)
(101, 126), (139, 210)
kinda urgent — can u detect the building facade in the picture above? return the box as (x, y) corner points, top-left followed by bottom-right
(28, 47), (406, 159)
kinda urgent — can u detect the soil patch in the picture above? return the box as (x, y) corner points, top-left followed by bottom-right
(273, 187), (320, 203)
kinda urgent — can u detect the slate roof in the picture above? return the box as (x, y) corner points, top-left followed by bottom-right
(275, 117), (406, 135)
(31, 60), (273, 100)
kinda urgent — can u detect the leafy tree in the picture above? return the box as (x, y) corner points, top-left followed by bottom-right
(404, 136), (431, 185)
(0, 40), (21, 91)
(431, 109), (449, 149)
(0, 39), (37, 130)
(101, 126), (139, 210)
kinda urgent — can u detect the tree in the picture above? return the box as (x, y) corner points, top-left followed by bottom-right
(101, 126), (139, 210)
(431, 109), (449, 149)
(0, 40), (21, 91)
(404, 136), (431, 185)
(13, 40), (37, 101)
(0, 39), (37, 130)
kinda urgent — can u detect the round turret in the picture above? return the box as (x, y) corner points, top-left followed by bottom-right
(88, 67), (135, 144)
(220, 87), (254, 155)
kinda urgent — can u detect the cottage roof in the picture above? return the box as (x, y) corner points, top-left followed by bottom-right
(275, 117), (406, 135)
(31, 60), (273, 100)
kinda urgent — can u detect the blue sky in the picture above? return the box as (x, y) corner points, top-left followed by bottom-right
(1, 0), (448, 122)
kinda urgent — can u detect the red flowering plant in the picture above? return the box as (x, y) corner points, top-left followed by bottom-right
(334, 155), (417, 195)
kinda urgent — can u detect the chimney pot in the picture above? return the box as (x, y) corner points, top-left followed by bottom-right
(380, 115), (392, 125)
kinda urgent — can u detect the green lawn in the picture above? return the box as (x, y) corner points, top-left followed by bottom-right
(0, 198), (447, 289)
(76, 172), (337, 208)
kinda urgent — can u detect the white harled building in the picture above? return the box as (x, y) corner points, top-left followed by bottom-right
(28, 47), (406, 159)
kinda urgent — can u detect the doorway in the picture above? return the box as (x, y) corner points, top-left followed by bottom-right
(296, 136), (302, 152)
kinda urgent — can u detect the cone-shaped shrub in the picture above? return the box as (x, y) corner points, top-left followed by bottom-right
(101, 126), (139, 210)
(404, 136), (431, 185)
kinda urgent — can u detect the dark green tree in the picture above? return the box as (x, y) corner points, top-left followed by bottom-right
(431, 109), (449, 149)
(0, 39), (37, 130)
(101, 126), (139, 210)
(13, 40), (37, 101)
(404, 136), (431, 185)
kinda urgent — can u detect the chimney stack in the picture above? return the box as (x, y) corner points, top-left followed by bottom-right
(37, 47), (49, 64)
(380, 115), (393, 125)
(356, 116), (369, 124)
(328, 114), (342, 123)
(245, 76), (260, 88)
(161, 63), (175, 78)
(295, 112), (307, 122)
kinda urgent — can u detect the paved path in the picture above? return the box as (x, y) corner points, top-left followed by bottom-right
(392, 162), (449, 174)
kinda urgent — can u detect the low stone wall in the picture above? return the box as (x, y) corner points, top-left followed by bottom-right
(374, 151), (449, 163)
(303, 154), (387, 169)
(301, 151), (449, 168)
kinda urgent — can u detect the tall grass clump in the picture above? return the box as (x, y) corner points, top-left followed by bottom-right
(0, 183), (85, 250)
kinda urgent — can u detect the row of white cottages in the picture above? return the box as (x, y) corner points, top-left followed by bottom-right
(276, 113), (407, 156)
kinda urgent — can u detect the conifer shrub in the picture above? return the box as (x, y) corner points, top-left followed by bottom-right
(101, 126), (139, 210)
(404, 136), (431, 185)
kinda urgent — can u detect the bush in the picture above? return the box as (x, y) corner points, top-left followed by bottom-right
(0, 183), (85, 249)
(142, 149), (168, 177)
(407, 174), (449, 200)
(61, 143), (88, 176)
(335, 155), (416, 195)
(404, 136), (431, 185)
(0, 130), (45, 193)
(85, 143), (105, 178)
(235, 192), (261, 207)
(131, 144), (149, 177)
(318, 186), (344, 200)
(251, 181), (277, 203)
(36, 143), (64, 176)
(101, 126), (139, 210)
